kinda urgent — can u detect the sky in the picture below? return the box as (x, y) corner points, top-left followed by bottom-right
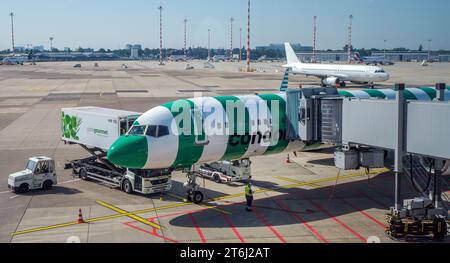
(1, 0), (450, 51)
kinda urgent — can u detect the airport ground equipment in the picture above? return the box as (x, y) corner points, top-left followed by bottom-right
(8, 157), (57, 193)
(387, 197), (447, 240)
(62, 107), (172, 195)
(199, 159), (252, 184)
(285, 83), (449, 241)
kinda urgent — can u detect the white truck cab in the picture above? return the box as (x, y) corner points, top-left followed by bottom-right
(8, 157), (57, 193)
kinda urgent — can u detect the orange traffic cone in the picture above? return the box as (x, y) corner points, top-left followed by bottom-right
(77, 209), (85, 224)
(285, 154), (292, 164)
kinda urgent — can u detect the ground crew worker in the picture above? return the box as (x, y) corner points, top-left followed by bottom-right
(245, 182), (254, 212)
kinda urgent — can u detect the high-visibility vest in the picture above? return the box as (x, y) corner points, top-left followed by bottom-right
(245, 185), (253, 196)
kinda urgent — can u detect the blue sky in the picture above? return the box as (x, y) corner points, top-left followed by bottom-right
(1, 0), (449, 50)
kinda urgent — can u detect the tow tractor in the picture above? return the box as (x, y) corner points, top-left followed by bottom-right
(8, 157), (57, 193)
(198, 159), (252, 184)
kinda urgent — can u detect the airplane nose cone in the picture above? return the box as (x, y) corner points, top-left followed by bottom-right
(108, 136), (148, 169)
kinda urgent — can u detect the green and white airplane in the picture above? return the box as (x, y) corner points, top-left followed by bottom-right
(107, 71), (449, 171)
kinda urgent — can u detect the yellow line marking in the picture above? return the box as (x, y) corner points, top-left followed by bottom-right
(96, 201), (161, 230)
(274, 176), (322, 188)
(167, 193), (232, 216)
(12, 222), (82, 236)
(11, 168), (389, 236)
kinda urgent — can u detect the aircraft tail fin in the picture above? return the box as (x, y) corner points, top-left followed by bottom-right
(284, 43), (301, 65)
(280, 69), (290, 92)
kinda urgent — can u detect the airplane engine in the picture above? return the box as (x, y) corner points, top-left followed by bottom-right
(419, 157), (450, 176)
(322, 77), (339, 87)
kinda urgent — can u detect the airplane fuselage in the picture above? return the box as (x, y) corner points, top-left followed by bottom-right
(108, 93), (305, 170)
(289, 63), (390, 83)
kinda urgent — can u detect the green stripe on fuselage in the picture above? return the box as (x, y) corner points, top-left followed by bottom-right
(418, 87), (437, 100)
(403, 89), (418, 100)
(362, 89), (386, 99)
(338, 90), (355, 98)
(162, 100), (205, 169)
(214, 96), (251, 161)
(258, 94), (290, 155)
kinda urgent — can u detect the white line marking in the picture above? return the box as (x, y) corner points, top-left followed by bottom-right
(59, 179), (81, 185)
(9, 195), (19, 199)
(0, 190), (12, 194)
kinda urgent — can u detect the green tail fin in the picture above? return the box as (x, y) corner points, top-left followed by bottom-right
(280, 70), (290, 92)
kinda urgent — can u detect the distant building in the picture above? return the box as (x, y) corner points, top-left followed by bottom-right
(438, 55), (450, 62)
(125, 44), (133, 50)
(14, 46), (26, 53)
(371, 52), (430, 62)
(33, 45), (45, 52)
(130, 44), (142, 59)
(256, 43), (312, 52)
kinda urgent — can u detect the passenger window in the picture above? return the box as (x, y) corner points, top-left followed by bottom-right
(157, 126), (169, 138)
(146, 125), (157, 137)
(128, 126), (146, 136)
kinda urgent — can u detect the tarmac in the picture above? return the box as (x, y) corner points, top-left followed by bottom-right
(0, 60), (449, 243)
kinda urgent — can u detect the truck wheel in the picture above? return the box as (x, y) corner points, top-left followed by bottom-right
(123, 180), (133, 194)
(186, 191), (193, 202)
(42, 180), (53, 190)
(79, 168), (88, 181)
(213, 173), (221, 183)
(193, 191), (204, 204)
(19, 183), (29, 193)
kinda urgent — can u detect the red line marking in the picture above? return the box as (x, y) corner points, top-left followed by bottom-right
(273, 198), (328, 243)
(336, 197), (387, 229)
(188, 213), (207, 243)
(146, 208), (207, 221)
(252, 208), (287, 243)
(123, 222), (179, 243)
(223, 215), (246, 243)
(299, 193), (366, 242)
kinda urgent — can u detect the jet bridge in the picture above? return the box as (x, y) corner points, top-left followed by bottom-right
(285, 83), (449, 240)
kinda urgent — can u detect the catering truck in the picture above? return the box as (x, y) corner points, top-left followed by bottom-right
(61, 107), (172, 195)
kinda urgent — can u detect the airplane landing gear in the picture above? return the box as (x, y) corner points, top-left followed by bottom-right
(183, 171), (204, 204)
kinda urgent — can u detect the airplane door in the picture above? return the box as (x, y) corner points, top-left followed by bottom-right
(299, 98), (313, 141)
(193, 109), (209, 145)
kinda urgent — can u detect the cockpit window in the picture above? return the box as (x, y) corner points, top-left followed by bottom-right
(158, 126), (169, 138)
(128, 125), (146, 136)
(144, 125), (170, 138)
(146, 125), (157, 137)
(375, 69), (385, 73)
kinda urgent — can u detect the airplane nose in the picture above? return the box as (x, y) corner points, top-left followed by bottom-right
(107, 136), (148, 169)
(384, 73), (390, 81)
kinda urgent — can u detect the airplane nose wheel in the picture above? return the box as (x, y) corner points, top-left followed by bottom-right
(184, 172), (204, 204)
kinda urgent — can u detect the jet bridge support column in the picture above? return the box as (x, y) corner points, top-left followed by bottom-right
(394, 83), (405, 211)
(432, 83), (446, 208)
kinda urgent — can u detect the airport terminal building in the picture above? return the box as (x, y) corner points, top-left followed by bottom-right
(296, 51), (450, 63)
